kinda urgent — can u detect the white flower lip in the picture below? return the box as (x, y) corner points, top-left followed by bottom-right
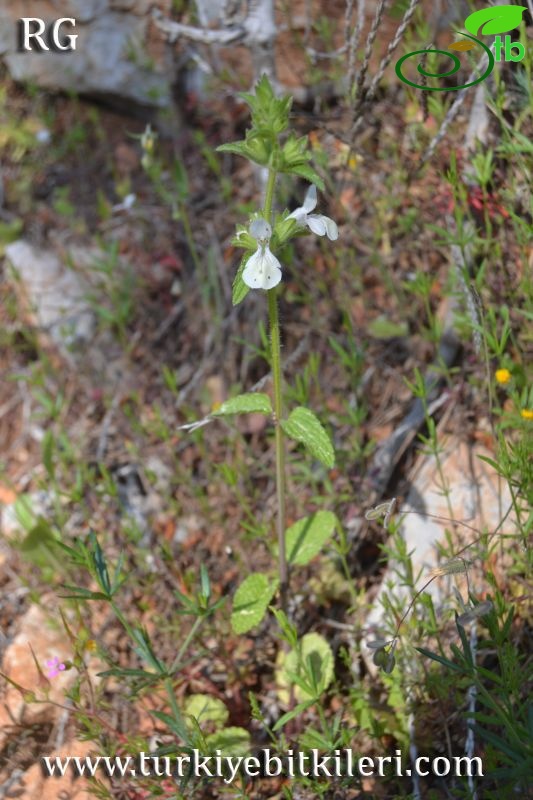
(288, 184), (339, 241)
(243, 246), (282, 290)
(243, 217), (282, 290)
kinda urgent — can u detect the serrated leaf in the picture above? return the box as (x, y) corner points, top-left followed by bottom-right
(239, 76), (292, 135)
(464, 5), (526, 37)
(184, 695), (229, 729)
(216, 140), (253, 158)
(232, 253), (251, 306)
(231, 573), (278, 634)
(285, 511), (337, 566)
(283, 163), (325, 191)
(205, 727), (251, 757)
(281, 406), (334, 468)
(276, 633), (334, 703)
(217, 136), (269, 167)
(214, 392), (272, 417)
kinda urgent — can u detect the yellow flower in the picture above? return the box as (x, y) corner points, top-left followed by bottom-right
(495, 368), (511, 385)
(520, 409), (533, 420)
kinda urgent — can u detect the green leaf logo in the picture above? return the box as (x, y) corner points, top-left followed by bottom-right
(464, 5), (527, 37)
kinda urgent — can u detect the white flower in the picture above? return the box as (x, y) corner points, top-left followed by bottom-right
(242, 219), (282, 290)
(287, 184), (338, 240)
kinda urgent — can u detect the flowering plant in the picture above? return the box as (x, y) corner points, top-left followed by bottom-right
(214, 77), (340, 673)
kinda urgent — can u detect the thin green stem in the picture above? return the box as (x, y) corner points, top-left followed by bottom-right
(264, 168), (288, 614)
(269, 290), (288, 613)
(169, 615), (203, 674)
(164, 675), (185, 726)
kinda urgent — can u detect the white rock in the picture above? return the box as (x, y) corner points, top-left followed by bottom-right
(0, 1), (172, 108)
(364, 438), (513, 664)
(5, 240), (95, 355)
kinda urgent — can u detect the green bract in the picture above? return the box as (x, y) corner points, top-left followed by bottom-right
(216, 77), (323, 190)
(279, 134), (325, 190)
(239, 74), (292, 134)
(218, 131), (270, 167)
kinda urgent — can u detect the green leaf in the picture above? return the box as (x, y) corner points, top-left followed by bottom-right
(184, 695), (228, 729)
(416, 647), (463, 673)
(152, 710), (192, 744)
(276, 632), (334, 702)
(216, 139), (266, 166)
(131, 627), (166, 674)
(464, 5), (526, 37)
(205, 727), (251, 757)
(42, 431), (55, 479)
(218, 129), (272, 167)
(214, 392), (272, 417)
(97, 667), (157, 679)
(285, 511), (337, 566)
(232, 253), (251, 306)
(283, 163), (325, 191)
(89, 531), (111, 596)
(59, 585), (110, 601)
(281, 406), (334, 468)
(231, 573), (278, 634)
(272, 700), (315, 731)
(367, 315), (408, 339)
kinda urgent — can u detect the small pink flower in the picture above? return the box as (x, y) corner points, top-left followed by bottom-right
(45, 657), (66, 679)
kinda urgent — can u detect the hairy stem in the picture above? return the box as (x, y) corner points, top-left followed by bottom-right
(264, 168), (288, 613)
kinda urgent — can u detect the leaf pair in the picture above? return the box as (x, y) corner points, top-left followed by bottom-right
(231, 511), (337, 633)
(214, 393), (335, 469)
